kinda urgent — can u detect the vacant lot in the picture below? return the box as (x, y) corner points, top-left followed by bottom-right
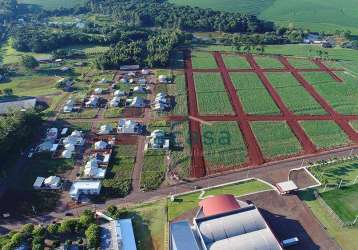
(266, 72), (327, 115)
(302, 72), (358, 115)
(194, 73), (234, 115)
(251, 121), (302, 158)
(230, 72), (280, 115)
(168, 179), (271, 221)
(300, 121), (351, 149)
(191, 51), (217, 69)
(321, 184), (358, 222)
(201, 122), (247, 168)
(222, 54), (251, 69)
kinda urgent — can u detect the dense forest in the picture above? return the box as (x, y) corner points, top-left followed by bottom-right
(88, 0), (274, 33)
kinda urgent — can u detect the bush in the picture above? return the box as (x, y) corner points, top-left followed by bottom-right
(102, 179), (131, 197)
(47, 223), (59, 235)
(58, 219), (80, 234)
(79, 209), (95, 229)
(85, 224), (100, 249)
(21, 223), (34, 237)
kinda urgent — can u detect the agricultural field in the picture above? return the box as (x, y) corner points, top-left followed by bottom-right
(300, 121), (351, 149)
(351, 121), (358, 132)
(266, 72), (327, 115)
(170, 0), (358, 35)
(251, 121), (302, 158)
(222, 54), (251, 69)
(18, 0), (87, 10)
(230, 72), (280, 115)
(168, 179), (272, 221)
(301, 72), (358, 115)
(191, 51), (217, 69)
(201, 122), (247, 168)
(194, 73), (234, 115)
(141, 150), (167, 191)
(320, 184), (358, 222)
(286, 57), (320, 69)
(254, 56), (284, 68)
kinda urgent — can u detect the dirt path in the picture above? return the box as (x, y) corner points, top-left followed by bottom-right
(214, 51), (264, 165)
(312, 58), (343, 82)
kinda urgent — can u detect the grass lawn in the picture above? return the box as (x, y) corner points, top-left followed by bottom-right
(222, 54), (251, 69)
(230, 72), (280, 115)
(194, 73), (234, 115)
(103, 107), (124, 118)
(251, 121), (302, 158)
(141, 150), (167, 191)
(170, 121), (191, 178)
(58, 108), (99, 119)
(301, 72), (358, 115)
(350, 120), (358, 132)
(286, 57), (320, 69)
(191, 51), (217, 69)
(102, 145), (137, 197)
(201, 122), (247, 168)
(309, 159), (358, 189)
(320, 184), (358, 222)
(254, 56), (284, 68)
(300, 190), (358, 250)
(300, 120), (351, 149)
(168, 179), (272, 221)
(266, 72), (327, 115)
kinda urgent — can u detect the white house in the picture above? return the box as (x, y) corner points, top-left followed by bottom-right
(94, 88), (103, 94)
(98, 124), (113, 135)
(64, 143), (75, 151)
(83, 159), (106, 179)
(127, 96), (145, 108)
(114, 90), (126, 97)
(117, 119), (140, 134)
(109, 96), (122, 107)
(63, 130), (85, 146)
(33, 176), (61, 189)
(95, 140), (108, 150)
(61, 149), (73, 159)
(38, 141), (53, 152)
(149, 130), (170, 149)
(69, 180), (102, 200)
(152, 93), (171, 111)
(92, 152), (111, 165)
(85, 95), (99, 107)
(46, 128), (58, 141)
(158, 75), (170, 83)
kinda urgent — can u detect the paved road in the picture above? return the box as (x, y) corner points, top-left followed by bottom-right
(1, 144), (357, 233)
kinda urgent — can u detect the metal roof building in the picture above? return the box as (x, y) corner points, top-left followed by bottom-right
(112, 219), (137, 250)
(0, 97), (36, 114)
(170, 221), (201, 250)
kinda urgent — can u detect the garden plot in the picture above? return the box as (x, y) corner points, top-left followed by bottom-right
(286, 57), (320, 69)
(201, 122), (247, 168)
(194, 73), (234, 115)
(141, 150), (167, 191)
(254, 56), (284, 68)
(302, 72), (358, 114)
(230, 72), (280, 114)
(222, 54), (251, 69)
(191, 51), (217, 69)
(300, 121), (351, 149)
(266, 72), (326, 115)
(251, 121), (302, 158)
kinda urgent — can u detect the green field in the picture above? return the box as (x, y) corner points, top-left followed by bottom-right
(287, 57), (320, 69)
(251, 121), (302, 158)
(222, 54), (251, 69)
(266, 72), (327, 115)
(301, 72), (358, 115)
(254, 56), (284, 68)
(141, 150), (167, 191)
(351, 121), (358, 132)
(170, 0), (358, 35)
(230, 72), (280, 115)
(18, 0), (87, 10)
(194, 73), (234, 115)
(168, 179), (272, 221)
(191, 51), (217, 69)
(201, 122), (247, 168)
(300, 121), (351, 149)
(321, 184), (358, 222)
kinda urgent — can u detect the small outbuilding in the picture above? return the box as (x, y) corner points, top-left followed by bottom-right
(276, 180), (298, 194)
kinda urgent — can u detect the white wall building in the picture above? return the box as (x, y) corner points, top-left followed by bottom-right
(69, 180), (102, 200)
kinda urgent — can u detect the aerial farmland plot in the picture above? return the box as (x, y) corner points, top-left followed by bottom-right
(230, 72), (280, 115)
(266, 72), (327, 115)
(286, 57), (320, 69)
(191, 51), (217, 69)
(222, 54), (251, 69)
(254, 55), (284, 68)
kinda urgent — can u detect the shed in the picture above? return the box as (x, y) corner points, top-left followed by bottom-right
(276, 181), (298, 194)
(33, 177), (45, 189)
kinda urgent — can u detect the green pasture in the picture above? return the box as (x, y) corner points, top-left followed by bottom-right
(300, 120), (351, 149)
(251, 121), (302, 158)
(254, 56), (284, 68)
(321, 184), (358, 222)
(266, 72), (327, 115)
(230, 72), (280, 115)
(201, 122), (248, 168)
(18, 0), (87, 10)
(194, 73), (234, 115)
(222, 54), (251, 69)
(191, 51), (217, 69)
(168, 179), (272, 221)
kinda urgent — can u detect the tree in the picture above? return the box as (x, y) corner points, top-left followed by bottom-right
(3, 88), (13, 96)
(47, 223), (59, 235)
(21, 55), (39, 70)
(79, 209), (95, 229)
(58, 219), (80, 234)
(85, 224), (100, 249)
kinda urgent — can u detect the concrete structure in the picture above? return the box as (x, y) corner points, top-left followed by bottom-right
(276, 180), (298, 194)
(0, 97), (37, 115)
(170, 194), (282, 250)
(117, 119), (141, 134)
(83, 159), (106, 179)
(101, 219), (137, 250)
(69, 180), (101, 200)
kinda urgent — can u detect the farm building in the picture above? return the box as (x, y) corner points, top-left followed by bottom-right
(149, 130), (170, 149)
(33, 176), (61, 190)
(170, 194), (282, 250)
(69, 180), (102, 200)
(98, 124), (113, 135)
(0, 97), (37, 115)
(83, 159), (106, 179)
(117, 119), (141, 134)
(127, 96), (145, 108)
(101, 219), (137, 250)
